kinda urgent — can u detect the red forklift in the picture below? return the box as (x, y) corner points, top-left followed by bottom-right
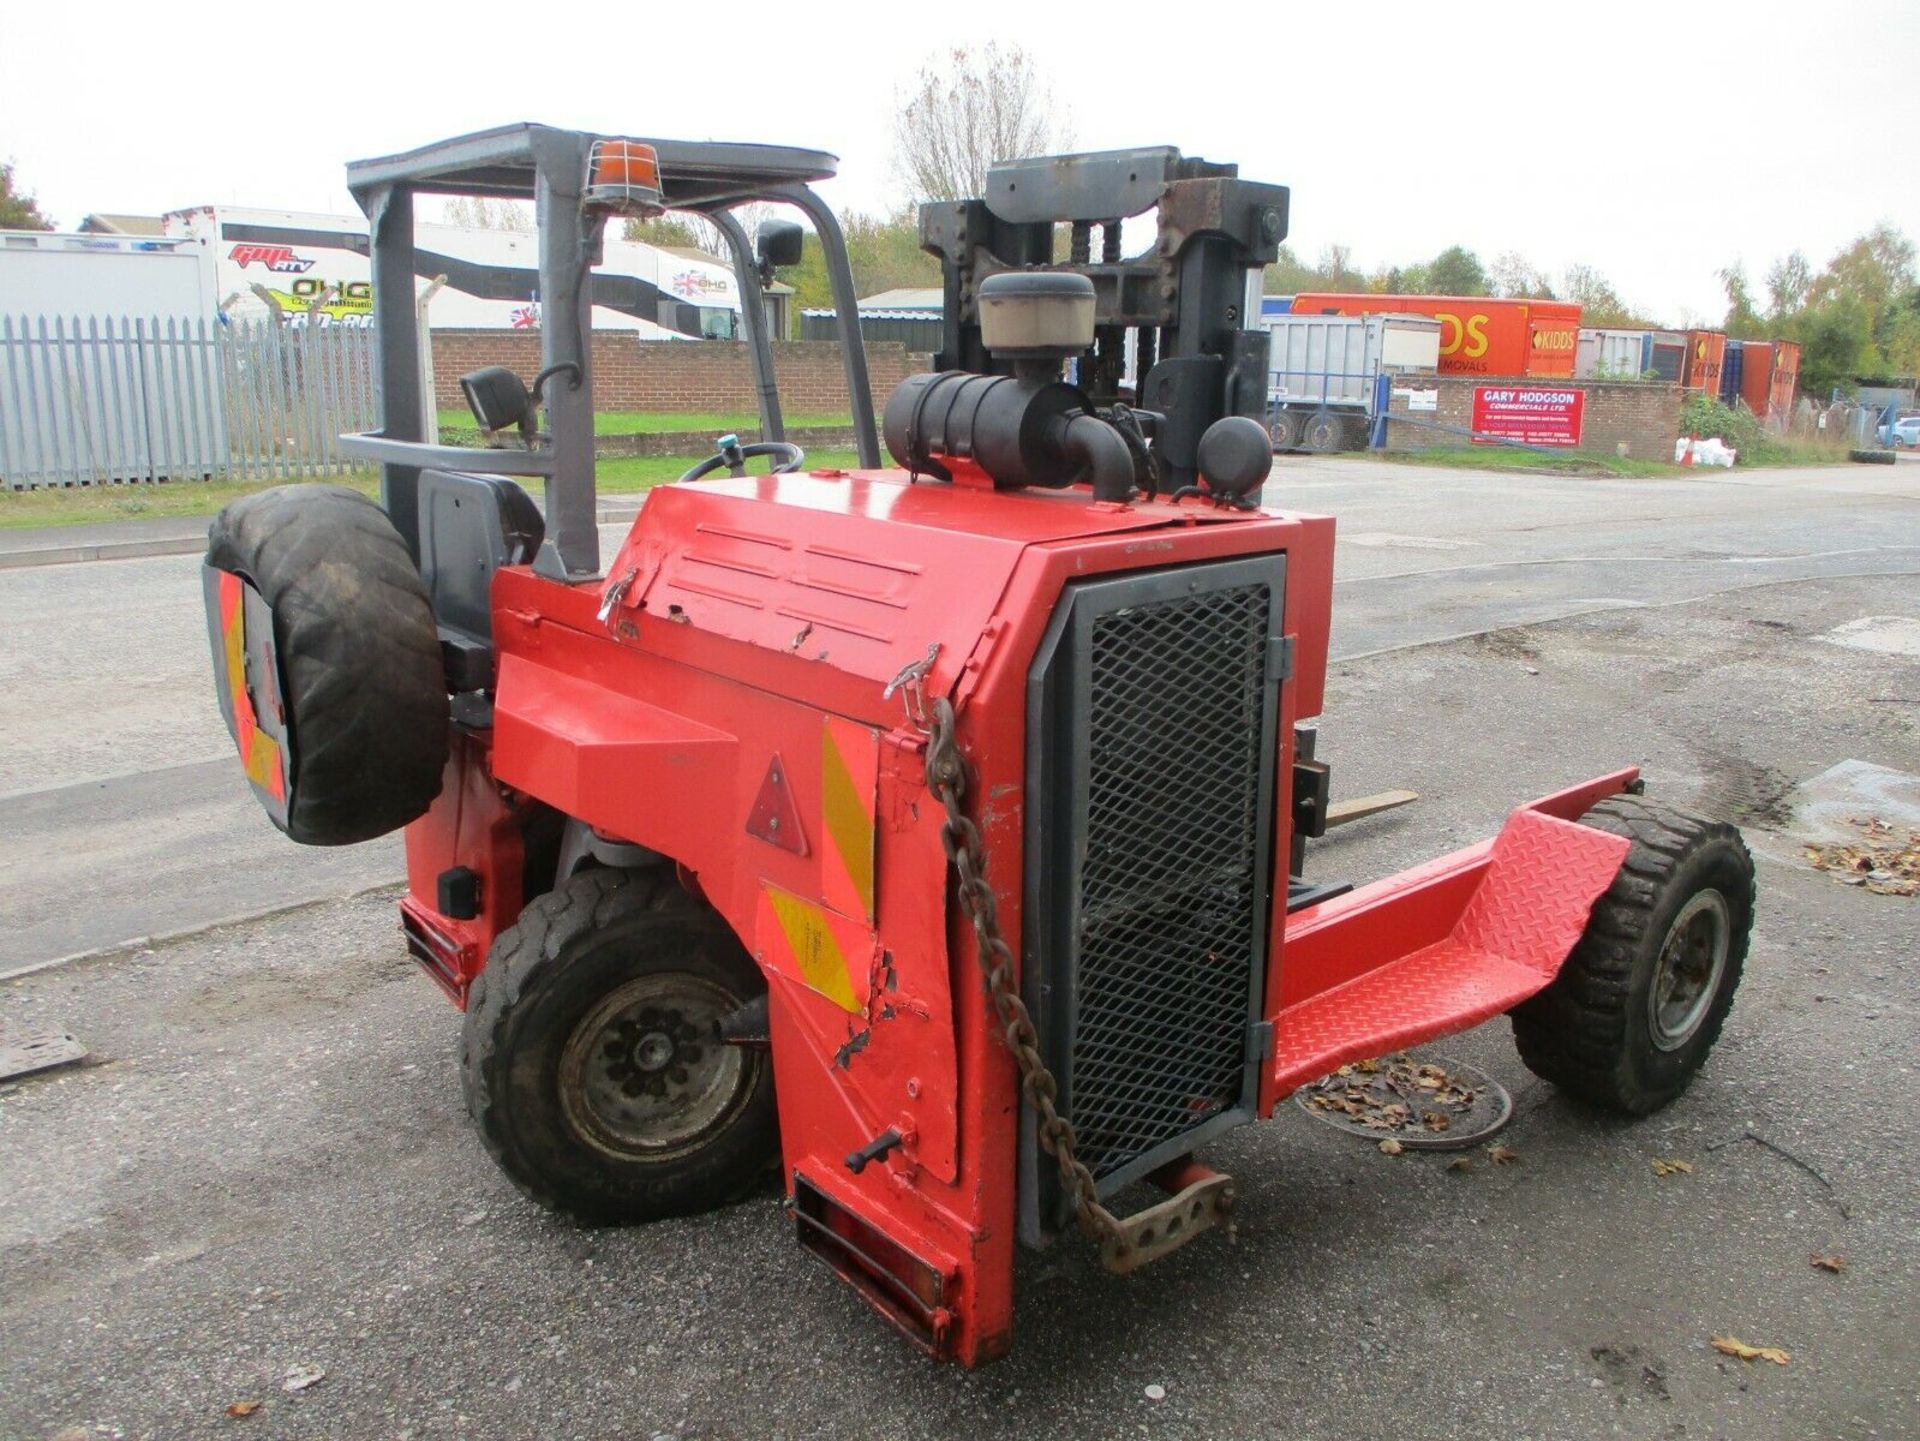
(202, 125), (1754, 1365)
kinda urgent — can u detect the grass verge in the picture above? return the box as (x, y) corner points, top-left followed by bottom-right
(1377, 446), (1683, 479)
(0, 450), (872, 531)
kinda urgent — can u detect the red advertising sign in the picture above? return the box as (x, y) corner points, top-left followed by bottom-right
(1472, 386), (1585, 447)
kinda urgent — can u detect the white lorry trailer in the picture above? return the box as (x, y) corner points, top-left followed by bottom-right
(161, 206), (746, 338)
(1264, 311), (1441, 451)
(0, 231), (226, 487)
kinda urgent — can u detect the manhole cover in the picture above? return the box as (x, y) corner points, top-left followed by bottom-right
(1294, 1052), (1511, 1149)
(0, 1030), (88, 1082)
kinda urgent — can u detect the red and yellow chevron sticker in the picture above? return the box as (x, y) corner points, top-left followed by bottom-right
(819, 717), (877, 923)
(218, 572), (285, 803)
(758, 885), (869, 1014)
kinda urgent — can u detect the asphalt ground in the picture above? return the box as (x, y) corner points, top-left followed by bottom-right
(3, 551), (1916, 1438)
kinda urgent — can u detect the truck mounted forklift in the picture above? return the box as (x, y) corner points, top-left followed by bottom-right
(201, 124), (1755, 1365)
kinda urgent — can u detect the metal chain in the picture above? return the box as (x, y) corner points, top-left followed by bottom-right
(921, 695), (1129, 1252)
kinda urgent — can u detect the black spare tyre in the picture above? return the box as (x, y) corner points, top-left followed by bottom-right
(204, 484), (448, 846)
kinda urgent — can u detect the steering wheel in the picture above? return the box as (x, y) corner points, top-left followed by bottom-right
(677, 435), (807, 483)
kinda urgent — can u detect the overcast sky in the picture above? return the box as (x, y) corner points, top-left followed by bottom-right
(6, 1), (1913, 323)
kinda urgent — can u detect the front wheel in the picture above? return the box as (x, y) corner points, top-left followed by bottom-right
(1510, 795), (1754, 1115)
(461, 867), (778, 1223)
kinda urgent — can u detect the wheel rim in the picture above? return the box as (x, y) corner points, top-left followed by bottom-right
(1647, 889), (1731, 1051)
(558, 972), (752, 1161)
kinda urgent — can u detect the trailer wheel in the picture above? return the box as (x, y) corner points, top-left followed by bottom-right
(462, 867), (777, 1224)
(1510, 796), (1753, 1115)
(1303, 410), (1346, 453)
(1268, 409), (1305, 452)
(204, 484), (447, 846)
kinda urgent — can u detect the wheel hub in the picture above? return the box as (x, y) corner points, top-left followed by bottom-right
(559, 975), (753, 1159)
(1648, 889), (1731, 1051)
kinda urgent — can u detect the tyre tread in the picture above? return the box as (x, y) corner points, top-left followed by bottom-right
(461, 868), (775, 1224)
(205, 484), (447, 845)
(1512, 795), (1754, 1114)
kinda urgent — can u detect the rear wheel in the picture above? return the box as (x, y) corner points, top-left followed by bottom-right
(1511, 796), (1754, 1114)
(1303, 410), (1346, 453)
(462, 867), (777, 1223)
(1268, 408), (1305, 452)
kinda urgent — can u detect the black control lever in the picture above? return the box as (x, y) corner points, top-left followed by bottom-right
(844, 1128), (904, 1174)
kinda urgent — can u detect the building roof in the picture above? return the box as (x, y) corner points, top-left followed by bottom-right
(77, 213), (165, 236)
(857, 287), (943, 312)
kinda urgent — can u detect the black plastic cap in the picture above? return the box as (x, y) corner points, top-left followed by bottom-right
(1197, 415), (1274, 496)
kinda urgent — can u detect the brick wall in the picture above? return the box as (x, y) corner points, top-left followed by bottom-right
(593, 425), (863, 458)
(429, 332), (927, 416)
(1384, 375), (1681, 460)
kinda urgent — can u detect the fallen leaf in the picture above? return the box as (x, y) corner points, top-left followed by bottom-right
(1809, 1254), (1848, 1274)
(1446, 1157), (1473, 1173)
(1487, 1145), (1518, 1165)
(226, 1401), (262, 1418)
(1378, 1138), (1404, 1155)
(1423, 1111), (1451, 1132)
(1711, 1336), (1790, 1365)
(282, 1366), (326, 1393)
(1652, 1158), (1695, 1177)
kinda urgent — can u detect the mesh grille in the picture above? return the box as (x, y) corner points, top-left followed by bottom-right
(1069, 582), (1272, 1179)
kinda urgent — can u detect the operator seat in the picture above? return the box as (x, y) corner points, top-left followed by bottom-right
(415, 470), (544, 693)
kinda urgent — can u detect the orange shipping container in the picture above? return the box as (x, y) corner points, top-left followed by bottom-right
(1289, 294), (1582, 377)
(1683, 330), (1727, 395)
(1769, 340), (1801, 419)
(1739, 340), (1801, 422)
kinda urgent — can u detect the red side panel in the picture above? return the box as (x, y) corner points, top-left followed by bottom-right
(492, 651), (738, 831)
(399, 731), (526, 1007)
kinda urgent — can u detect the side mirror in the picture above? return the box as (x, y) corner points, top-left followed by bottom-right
(756, 218), (804, 278)
(459, 366), (534, 442)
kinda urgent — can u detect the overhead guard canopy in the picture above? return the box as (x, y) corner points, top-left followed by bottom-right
(346, 122), (838, 208)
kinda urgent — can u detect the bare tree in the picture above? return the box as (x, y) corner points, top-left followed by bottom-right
(894, 43), (1071, 203)
(438, 197), (532, 231)
(1317, 243), (1359, 292)
(1487, 250), (1556, 298)
(627, 202), (789, 262)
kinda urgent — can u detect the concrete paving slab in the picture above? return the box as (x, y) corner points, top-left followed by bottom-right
(1785, 759), (1920, 844)
(1819, 614), (1920, 658)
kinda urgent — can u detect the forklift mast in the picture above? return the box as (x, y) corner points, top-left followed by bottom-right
(919, 147), (1288, 492)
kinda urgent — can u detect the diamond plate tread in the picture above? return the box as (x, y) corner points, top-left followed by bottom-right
(1272, 808), (1628, 1094)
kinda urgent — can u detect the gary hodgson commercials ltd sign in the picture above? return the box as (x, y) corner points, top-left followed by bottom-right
(1472, 386), (1585, 447)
